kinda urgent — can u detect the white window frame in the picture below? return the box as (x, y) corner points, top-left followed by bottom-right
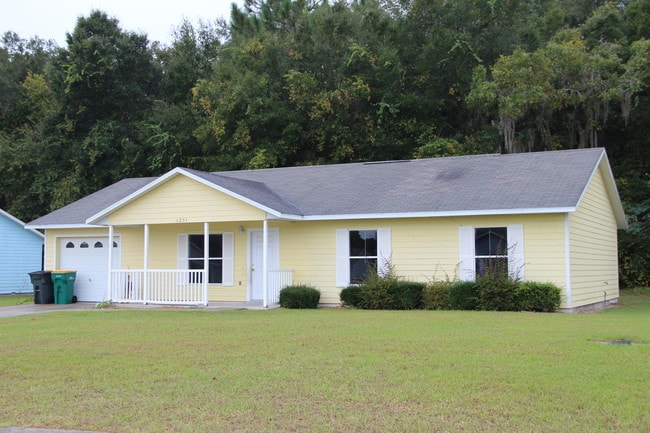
(336, 228), (391, 287)
(178, 232), (234, 286)
(459, 224), (524, 281)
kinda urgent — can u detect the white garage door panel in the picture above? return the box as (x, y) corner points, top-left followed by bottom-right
(59, 237), (120, 302)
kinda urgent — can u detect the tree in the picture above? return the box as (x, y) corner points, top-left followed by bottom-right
(58, 10), (160, 135)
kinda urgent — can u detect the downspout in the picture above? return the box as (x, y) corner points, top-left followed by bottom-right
(144, 224), (149, 305)
(263, 218), (268, 308)
(564, 214), (572, 310)
(108, 225), (114, 301)
(203, 222), (209, 306)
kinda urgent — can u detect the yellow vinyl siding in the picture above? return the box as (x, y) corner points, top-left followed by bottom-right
(108, 175), (265, 225)
(277, 215), (567, 304)
(568, 164), (619, 308)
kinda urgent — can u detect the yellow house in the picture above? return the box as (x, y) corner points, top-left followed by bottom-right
(26, 148), (627, 312)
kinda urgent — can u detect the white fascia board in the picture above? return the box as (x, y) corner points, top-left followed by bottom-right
(85, 168), (183, 224)
(86, 168), (285, 225)
(24, 223), (107, 230)
(272, 207), (576, 222)
(574, 150), (628, 230)
(180, 170), (284, 218)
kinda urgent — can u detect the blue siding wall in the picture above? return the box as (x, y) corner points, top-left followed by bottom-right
(0, 213), (44, 294)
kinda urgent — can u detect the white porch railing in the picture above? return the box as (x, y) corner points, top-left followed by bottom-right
(110, 268), (293, 306)
(110, 270), (206, 305)
(268, 269), (293, 304)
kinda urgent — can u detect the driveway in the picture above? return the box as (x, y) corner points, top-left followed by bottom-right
(0, 303), (96, 318)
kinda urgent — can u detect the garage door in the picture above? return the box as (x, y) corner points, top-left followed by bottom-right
(59, 237), (120, 302)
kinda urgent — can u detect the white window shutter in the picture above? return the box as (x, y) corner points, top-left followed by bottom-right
(508, 224), (525, 281)
(222, 232), (234, 286)
(177, 234), (188, 270)
(335, 229), (350, 287)
(377, 227), (392, 276)
(459, 226), (475, 281)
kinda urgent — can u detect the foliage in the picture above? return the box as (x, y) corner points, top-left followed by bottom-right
(476, 272), (520, 311)
(279, 284), (321, 309)
(515, 282), (562, 312)
(448, 281), (480, 311)
(352, 263), (425, 310)
(422, 281), (452, 310)
(339, 285), (361, 307)
(1, 2), (650, 284)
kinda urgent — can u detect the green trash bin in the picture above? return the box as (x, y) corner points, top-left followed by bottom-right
(51, 270), (76, 304)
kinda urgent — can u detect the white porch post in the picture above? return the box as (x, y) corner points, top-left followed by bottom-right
(262, 218), (268, 308)
(143, 224), (150, 304)
(203, 222), (209, 306)
(107, 225), (114, 301)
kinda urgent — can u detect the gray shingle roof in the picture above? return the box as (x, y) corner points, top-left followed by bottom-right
(27, 148), (618, 227)
(27, 177), (156, 227)
(216, 148), (606, 216)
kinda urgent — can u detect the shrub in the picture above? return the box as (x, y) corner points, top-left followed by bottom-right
(422, 281), (452, 310)
(339, 285), (361, 307)
(357, 272), (399, 310)
(448, 281), (479, 310)
(353, 267), (425, 310)
(476, 273), (519, 311)
(279, 284), (321, 309)
(390, 281), (426, 310)
(515, 282), (562, 312)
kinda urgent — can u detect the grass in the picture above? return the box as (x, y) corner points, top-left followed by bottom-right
(0, 293), (32, 307)
(1, 289), (649, 432)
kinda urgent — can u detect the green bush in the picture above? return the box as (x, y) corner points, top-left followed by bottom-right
(357, 273), (398, 310)
(422, 281), (452, 310)
(476, 273), (519, 311)
(339, 285), (361, 307)
(353, 269), (425, 310)
(279, 284), (321, 309)
(448, 281), (479, 310)
(515, 282), (562, 312)
(390, 280), (426, 310)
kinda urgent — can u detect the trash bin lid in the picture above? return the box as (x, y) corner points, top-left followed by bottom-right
(51, 270), (76, 273)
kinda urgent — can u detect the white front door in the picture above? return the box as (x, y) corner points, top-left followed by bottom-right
(59, 237), (120, 302)
(249, 229), (279, 300)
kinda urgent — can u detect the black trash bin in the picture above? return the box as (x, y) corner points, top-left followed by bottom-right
(28, 270), (54, 304)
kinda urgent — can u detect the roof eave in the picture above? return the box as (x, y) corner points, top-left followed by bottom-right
(274, 207), (577, 221)
(25, 223), (107, 230)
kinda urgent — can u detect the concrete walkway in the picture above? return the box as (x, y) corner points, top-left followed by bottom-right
(0, 301), (274, 318)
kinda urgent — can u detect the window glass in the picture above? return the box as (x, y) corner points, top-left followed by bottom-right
(94, 241), (103, 248)
(188, 234), (224, 284)
(349, 230), (377, 256)
(350, 258), (377, 284)
(475, 228), (507, 256)
(80, 241), (89, 248)
(349, 230), (378, 283)
(66, 242), (75, 248)
(475, 227), (508, 277)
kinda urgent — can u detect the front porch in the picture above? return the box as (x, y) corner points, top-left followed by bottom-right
(108, 268), (293, 306)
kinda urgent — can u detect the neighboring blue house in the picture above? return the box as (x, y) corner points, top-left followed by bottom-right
(0, 209), (44, 294)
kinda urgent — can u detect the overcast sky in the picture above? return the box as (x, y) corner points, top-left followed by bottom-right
(1, 0), (243, 47)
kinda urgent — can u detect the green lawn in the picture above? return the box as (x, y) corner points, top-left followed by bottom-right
(1, 290), (648, 433)
(0, 293), (32, 307)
